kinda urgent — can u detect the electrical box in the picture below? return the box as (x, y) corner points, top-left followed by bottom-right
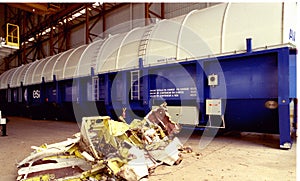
(208, 74), (218, 86)
(206, 99), (222, 115)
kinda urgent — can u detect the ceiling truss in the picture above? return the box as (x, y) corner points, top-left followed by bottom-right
(0, 3), (165, 74)
(0, 3), (129, 73)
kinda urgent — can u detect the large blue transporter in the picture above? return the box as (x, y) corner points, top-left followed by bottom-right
(0, 3), (297, 149)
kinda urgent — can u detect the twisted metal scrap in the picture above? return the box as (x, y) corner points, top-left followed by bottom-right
(17, 103), (183, 181)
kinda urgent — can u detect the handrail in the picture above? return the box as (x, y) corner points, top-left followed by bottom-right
(6, 23), (19, 48)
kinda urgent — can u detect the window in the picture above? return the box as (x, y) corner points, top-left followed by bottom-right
(13, 89), (17, 102)
(7, 89), (11, 103)
(18, 87), (22, 102)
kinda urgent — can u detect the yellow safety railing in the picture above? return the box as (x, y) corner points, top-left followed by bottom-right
(6, 23), (19, 48)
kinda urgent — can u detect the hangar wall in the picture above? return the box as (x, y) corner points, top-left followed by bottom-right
(69, 3), (219, 52)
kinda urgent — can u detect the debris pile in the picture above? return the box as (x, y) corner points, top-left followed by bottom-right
(17, 103), (184, 181)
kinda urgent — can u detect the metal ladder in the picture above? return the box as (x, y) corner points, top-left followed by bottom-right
(130, 70), (140, 100)
(91, 42), (103, 73)
(138, 25), (154, 58)
(92, 76), (99, 101)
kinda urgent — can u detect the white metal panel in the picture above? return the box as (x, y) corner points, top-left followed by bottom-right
(9, 66), (23, 88)
(152, 106), (199, 125)
(0, 68), (15, 89)
(222, 3), (282, 53)
(32, 57), (51, 84)
(10, 65), (26, 88)
(99, 34), (124, 72)
(12, 64), (30, 88)
(41, 54), (61, 83)
(53, 49), (74, 80)
(76, 40), (104, 77)
(117, 27), (146, 70)
(8, 66), (22, 88)
(96, 34), (124, 73)
(63, 45), (88, 79)
(6, 68), (16, 87)
(24, 60), (42, 85)
(178, 4), (227, 59)
(283, 2), (297, 45)
(145, 17), (184, 65)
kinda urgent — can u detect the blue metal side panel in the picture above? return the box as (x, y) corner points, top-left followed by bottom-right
(200, 48), (295, 147)
(149, 64), (197, 101)
(104, 74), (110, 106)
(289, 52), (297, 98)
(205, 53), (278, 99)
(196, 60), (206, 123)
(45, 85), (56, 102)
(225, 99), (279, 133)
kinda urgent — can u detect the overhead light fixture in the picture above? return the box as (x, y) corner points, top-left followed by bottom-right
(45, 28), (51, 33)
(72, 12), (82, 18)
(80, 9), (86, 14)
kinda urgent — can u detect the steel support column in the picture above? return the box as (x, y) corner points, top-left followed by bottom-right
(22, 12), (27, 63)
(103, 3), (106, 37)
(277, 47), (292, 149)
(49, 27), (54, 56)
(145, 3), (165, 26)
(145, 3), (151, 26)
(85, 4), (90, 44)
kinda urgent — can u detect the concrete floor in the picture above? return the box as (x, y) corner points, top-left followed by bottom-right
(0, 117), (296, 181)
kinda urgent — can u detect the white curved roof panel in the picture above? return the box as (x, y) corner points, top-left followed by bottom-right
(177, 6), (225, 59)
(10, 64), (30, 88)
(145, 18), (183, 65)
(222, 3), (282, 53)
(144, 2), (296, 65)
(96, 34), (124, 73)
(0, 68), (15, 89)
(117, 27), (146, 70)
(64, 45), (88, 79)
(53, 49), (74, 80)
(41, 54), (61, 83)
(32, 57), (51, 84)
(24, 60), (42, 86)
(8, 66), (23, 88)
(76, 40), (104, 77)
